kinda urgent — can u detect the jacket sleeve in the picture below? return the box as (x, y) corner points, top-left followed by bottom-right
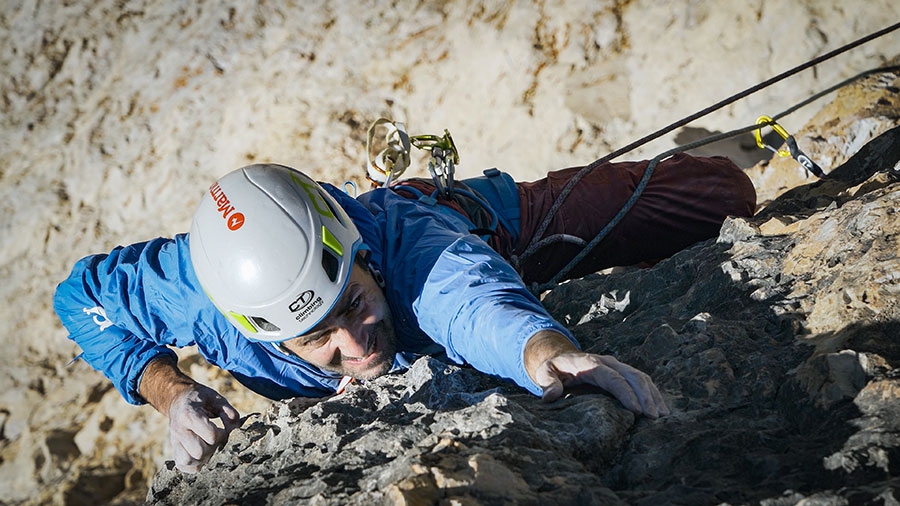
(53, 234), (207, 405)
(413, 235), (578, 395)
(356, 189), (578, 396)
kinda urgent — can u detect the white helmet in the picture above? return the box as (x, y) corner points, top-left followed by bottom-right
(189, 164), (363, 342)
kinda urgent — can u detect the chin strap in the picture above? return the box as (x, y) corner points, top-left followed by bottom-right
(367, 261), (386, 289)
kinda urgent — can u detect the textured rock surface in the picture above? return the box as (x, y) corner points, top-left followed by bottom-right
(2, 1), (900, 504)
(149, 359), (632, 505)
(146, 77), (900, 504)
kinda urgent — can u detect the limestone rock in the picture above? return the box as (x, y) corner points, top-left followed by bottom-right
(145, 73), (900, 505)
(148, 359), (630, 505)
(3, 1), (900, 505)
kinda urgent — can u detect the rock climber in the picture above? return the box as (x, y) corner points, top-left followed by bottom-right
(54, 153), (755, 473)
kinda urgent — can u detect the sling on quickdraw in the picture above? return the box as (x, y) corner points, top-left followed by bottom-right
(366, 118), (411, 188)
(754, 116), (825, 177)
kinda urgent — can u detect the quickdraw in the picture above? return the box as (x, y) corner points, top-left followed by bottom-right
(365, 118), (411, 188)
(412, 130), (459, 199)
(754, 115), (825, 177)
(365, 118), (460, 198)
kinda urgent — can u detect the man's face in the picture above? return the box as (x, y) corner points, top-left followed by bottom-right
(280, 262), (397, 380)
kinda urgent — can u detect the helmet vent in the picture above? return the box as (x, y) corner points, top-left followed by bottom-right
(321, 195), (346, 227)
(250, 316), (280, 333)
(321, 247), (339, 282)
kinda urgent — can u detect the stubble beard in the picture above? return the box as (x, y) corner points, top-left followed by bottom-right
(331, 315), (398, 381)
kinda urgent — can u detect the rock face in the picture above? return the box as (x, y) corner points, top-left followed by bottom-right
(3, 1), (900, 505)
(146, 75), (900, 505)
(150, 360), (632, 505)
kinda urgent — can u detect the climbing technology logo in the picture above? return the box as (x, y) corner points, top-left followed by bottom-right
(289, 290), (315, 312)
(209, 181), (245, 231)
(83, 306), (113, 331)
(289, 290), (324, 322)
(796, 154), (817, 173)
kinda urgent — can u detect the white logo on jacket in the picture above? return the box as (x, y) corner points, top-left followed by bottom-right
(83, 306), (113, 331)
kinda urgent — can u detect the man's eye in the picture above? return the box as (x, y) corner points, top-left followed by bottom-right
(304, 333), (330, 348)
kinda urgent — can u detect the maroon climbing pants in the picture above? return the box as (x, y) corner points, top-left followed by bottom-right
(393, 153), (756, 285)
(512, 153), (757, 284)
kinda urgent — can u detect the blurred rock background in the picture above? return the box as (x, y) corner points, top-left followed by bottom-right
(1, 1), (898, 504)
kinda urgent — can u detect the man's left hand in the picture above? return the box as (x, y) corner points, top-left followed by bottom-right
(524, 330), (670, 418)
(534, 351), (670, 418)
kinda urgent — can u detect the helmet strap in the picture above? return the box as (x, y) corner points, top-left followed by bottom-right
(367, 262), (386, 289)
(355, 249), (385, 289)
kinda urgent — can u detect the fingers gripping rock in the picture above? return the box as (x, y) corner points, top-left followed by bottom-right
(167, 385), (240, 473)
(537, 353), (670, 418)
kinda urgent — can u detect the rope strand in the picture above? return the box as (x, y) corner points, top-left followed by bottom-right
(520, 21), (900, 269)
(528, 57), (900, 294)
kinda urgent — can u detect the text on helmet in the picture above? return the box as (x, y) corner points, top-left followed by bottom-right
(209, 182), (246, 231)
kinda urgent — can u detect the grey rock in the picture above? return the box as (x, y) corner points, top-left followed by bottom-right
(148, 358), (630, 505)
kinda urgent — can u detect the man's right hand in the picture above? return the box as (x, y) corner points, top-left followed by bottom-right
(167, 383), (240, 473)
(139, 355), (241, 473)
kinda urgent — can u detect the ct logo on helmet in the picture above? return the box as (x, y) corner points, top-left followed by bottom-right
(290, 289), (324, 322)
(289, 290), (316, 312)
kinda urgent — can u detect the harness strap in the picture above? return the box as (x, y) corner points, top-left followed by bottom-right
(461, 168), (521, 244)
(391, 176), (519, 257)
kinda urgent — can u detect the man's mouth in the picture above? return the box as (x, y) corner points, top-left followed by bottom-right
(333, 318), (395, 380)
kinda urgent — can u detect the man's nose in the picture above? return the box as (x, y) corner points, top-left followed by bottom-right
(331, 321), (369, 359)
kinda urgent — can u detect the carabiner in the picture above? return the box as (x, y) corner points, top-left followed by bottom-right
(754, 115), (825, 178)
(412, 129), (460, 199)
(754, 116), (791, 157)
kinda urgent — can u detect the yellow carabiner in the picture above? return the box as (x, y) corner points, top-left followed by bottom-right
(754, 116), (791, 157)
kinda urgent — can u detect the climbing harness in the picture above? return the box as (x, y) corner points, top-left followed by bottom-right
(753, 116), (825, 177)
(358, 21), (900, 295)
(365, 118), (506, 238)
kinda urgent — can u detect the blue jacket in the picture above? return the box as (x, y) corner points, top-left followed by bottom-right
(53, 181), (577, 404)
